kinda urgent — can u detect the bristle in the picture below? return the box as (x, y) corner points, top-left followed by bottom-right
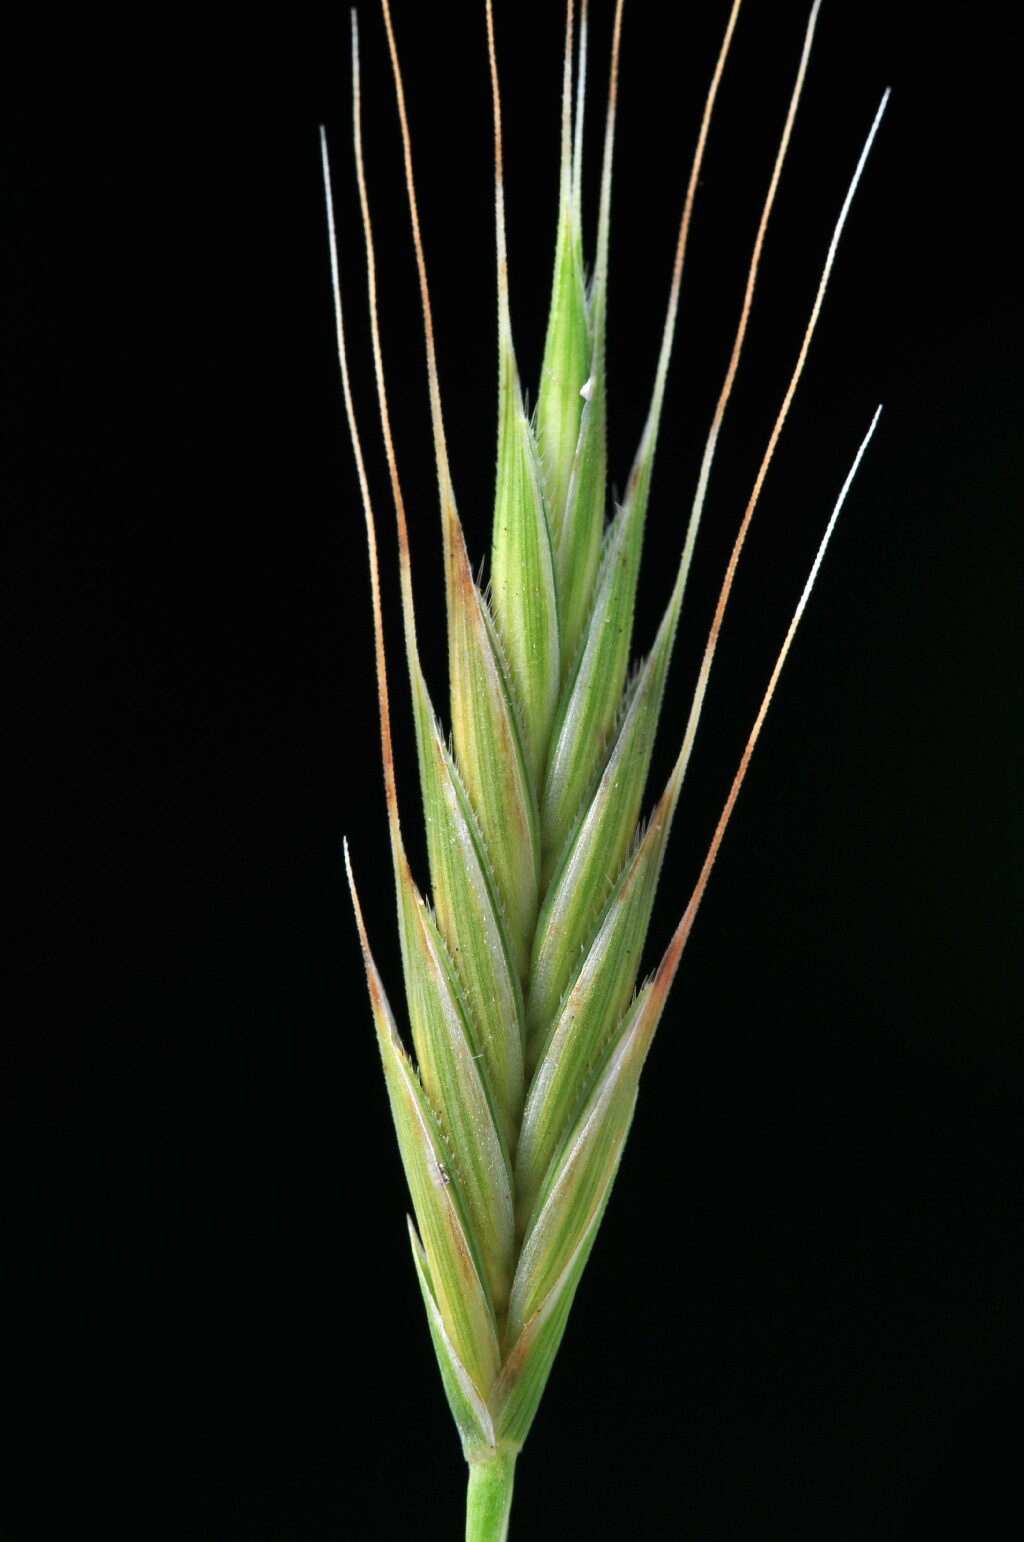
(660, 404), (884, 978)
(380, 0), (463, 588)
(675, 0), (822, 617)
(660, 84), (891, 829)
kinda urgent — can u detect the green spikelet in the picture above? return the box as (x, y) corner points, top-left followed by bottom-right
(325, 2), (886, 1536)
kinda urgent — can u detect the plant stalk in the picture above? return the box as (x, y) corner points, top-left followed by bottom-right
(465, 1446), (517, 1542)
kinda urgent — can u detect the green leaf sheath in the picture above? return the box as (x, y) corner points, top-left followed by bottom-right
(535, 0), (604, 678)
(540, 485), (649, 882)
(394, 857), (516, 1319)
(447, 528), (540, 984)
(509, 973), (672, 1342)
(537, 201), (599, 674)
(407, 656), (525, 1155)
(347, 862), (500, 1395)
(490, 328), (561, 795)
(408, 1219), (497, 1457)
(527, 588), (683, 1066)
(556, 327), (608, 679)
(515, 815), (672, 1232)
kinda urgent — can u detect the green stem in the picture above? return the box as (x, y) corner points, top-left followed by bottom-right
(465, 1446), (517, 1542)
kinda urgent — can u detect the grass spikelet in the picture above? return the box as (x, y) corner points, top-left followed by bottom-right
(324, 3), (886, 1535)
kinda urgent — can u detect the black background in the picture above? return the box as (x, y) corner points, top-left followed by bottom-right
(4, 1), (1021, 1537)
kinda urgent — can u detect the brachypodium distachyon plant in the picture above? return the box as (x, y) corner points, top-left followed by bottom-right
(322, 1), (886, 1535)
